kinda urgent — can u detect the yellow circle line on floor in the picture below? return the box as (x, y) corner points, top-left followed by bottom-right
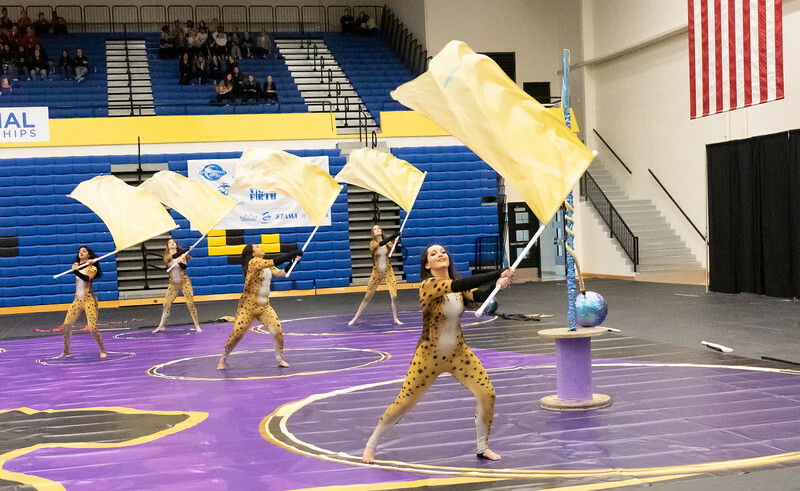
(147, 347), (391, 381)
(260, 363), (800, 479)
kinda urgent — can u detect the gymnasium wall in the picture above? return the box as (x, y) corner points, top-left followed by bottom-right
(578, 0), (800, 273)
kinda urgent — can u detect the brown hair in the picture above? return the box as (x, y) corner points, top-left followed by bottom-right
(419, 244), (458, 280)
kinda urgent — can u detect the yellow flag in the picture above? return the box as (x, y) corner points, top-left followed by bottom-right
(140, 170), (237, 235)
(391, 40), (595, 224)
(335, 148), (425, 212)
(229, 148), (342, 227)
(69, 175), (177, 251)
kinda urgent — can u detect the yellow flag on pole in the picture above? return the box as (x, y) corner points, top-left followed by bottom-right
(229, 148), (342, 227)
(140, 170), (237, 235)
(69, 175), (177, 251)
(391, 40), (595, 224)
(335, 148), (425, 212)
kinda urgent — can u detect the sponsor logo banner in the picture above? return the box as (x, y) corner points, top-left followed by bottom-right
(0, 107), (50, 143)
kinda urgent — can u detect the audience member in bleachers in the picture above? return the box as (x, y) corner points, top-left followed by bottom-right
(33, 12), (50, 35)
(7, 26), (21, 48)
(152, 239), (202, 334)
(194, 25), (209, 58)
(57, 49), (73, 80)
(174, 31), (189, 58)
(340, 9), (356, 34)
(357, 11), (378, 35)
(28, 47), (48, 80)
(255, 30), (271, 58)
(169, 19), (182, 38)
(263, 75), (278, 104)
(224, 54), (238, 75)
(158, 25), (174, 59)
(241, 31), (255, 59)
(16, 9), (32, 31)
(0, 75), (11, 93)
(58, 246), (107, 360)
(1, 44), (13, 76)
(228, 32), (242, 60)
(231, 66), (244, 99)
(178, 52), (193, 85)
(19, 26), (37, 50)
(212, 26), (228, 56)
(0, 8), (13, 37)
(14, 45), (30, 80)
(216, 72), (234, 104)
(73, 48), (89, 83)
(51, 10), (68, 35)
(208, 54), (223, 84)
(348, 224), (403, 326)
(193, 54), (208, 85)
(242, 74), (261, 102)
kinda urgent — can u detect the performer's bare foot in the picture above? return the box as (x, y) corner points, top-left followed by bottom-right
(195, 326), (203, 333)
(362, 446), (376, 463)
(217, 357), (229, 370)
(99, 352), (107, 359)
(152, 326), (165, 333)
(278, 359), (290, 368)
(56, 351), (69, 359)
(348, 317), (358, 326)
(393, 318), (404, 325)
(477, 449), (501, 461)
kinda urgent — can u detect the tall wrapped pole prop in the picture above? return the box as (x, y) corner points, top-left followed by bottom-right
(563, 49), (578, 332)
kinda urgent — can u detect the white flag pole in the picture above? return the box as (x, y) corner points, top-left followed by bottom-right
(474, 223), (546, 317)
(53, 249), (118, 279)
(285, 224), (320, 277)
(388, 210), (411, 258)
(167, 233), (208, 272)
(389, 171), (426, 257)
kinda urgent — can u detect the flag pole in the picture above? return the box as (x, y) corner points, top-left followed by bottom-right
(285, 224), (320, 277)
(166, 233), (209, 272)
(474, 223), (546, 316)
(388, 171), (426, 257)
(53, 249), (119, 279)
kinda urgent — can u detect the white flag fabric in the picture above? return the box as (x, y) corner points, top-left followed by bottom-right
(140, 170), (236, 235)
(69, 175), (177, 251)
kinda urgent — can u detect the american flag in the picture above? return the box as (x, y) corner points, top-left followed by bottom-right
(688, 0), (784, 119)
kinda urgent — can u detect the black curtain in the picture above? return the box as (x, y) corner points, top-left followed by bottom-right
(707, 129), (800, 298)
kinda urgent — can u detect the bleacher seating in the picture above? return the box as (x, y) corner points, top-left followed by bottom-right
(325, 32), (414, 125)
(1, 33), (108, 118)
(0, 142), (498, 309)
(146, 32), (308, 116)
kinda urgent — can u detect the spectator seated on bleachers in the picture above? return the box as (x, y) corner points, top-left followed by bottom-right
(73, 48), (89, 83)
(51, 11), (68, 35)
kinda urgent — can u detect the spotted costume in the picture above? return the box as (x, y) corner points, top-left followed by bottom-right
(353, 233), (400, 318)
(159, 250), (199, 329)
(221, 250), (302, 364)
(62, 262), (105, 355)
(365, 270), (503, 455)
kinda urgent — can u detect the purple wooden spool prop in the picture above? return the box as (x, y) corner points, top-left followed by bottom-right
(538, 327), (611, 411)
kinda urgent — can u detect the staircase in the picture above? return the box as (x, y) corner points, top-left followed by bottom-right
(110, 163), (171, 298)
(584, 160), (703, 277)
(275, 38), (379, 135)
(106, 39), (155, 117)
(338, 141), (404, 285)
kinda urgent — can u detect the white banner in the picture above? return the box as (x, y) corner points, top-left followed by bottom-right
(188, 156), (331, 229)
(0, 107), (50, 143)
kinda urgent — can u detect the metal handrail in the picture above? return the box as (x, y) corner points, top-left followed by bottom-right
(648, 169), (707, 241)
(592, 129), (632, 174)
(580, 172), (640, 270)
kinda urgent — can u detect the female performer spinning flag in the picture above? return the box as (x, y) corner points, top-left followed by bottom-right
(217, 245), (302, 370)
(153, 239), (201, 333)
(58, 246), (106, 359)
(362, 244), (513, 463)
(349, 224), (403, 326)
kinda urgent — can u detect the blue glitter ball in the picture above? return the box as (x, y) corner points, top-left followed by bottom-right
(485, 298), (499, 314)
(575, 291), (608, 327)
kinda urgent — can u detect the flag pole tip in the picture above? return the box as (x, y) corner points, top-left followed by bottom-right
(592, 149), (598, 156)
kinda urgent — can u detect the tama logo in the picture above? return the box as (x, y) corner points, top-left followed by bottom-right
(199, 164), (227, 181)
(273, 213), (298, 220)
